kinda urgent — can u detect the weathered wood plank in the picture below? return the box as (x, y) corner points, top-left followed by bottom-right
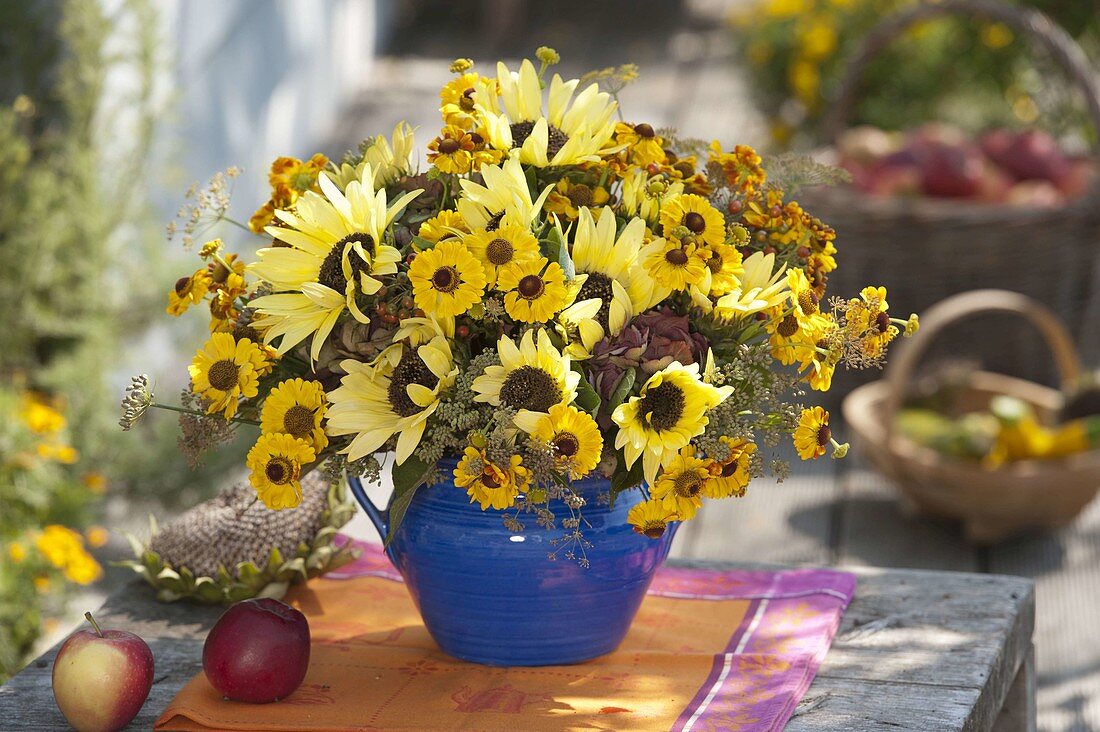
(0, 565), (1034, 732)
(986, 490), (1100, 731)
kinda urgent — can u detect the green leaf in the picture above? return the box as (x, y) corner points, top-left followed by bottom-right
(385, 456), (434, 547)
(607, 367), (637, 413)
(609, 455), (644, 508)
(574, 371), (601, 414)
(411, 235), (437, 251)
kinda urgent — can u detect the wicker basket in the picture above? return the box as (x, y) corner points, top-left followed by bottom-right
(802, 0), (1100, 403)
(843, 289), (1100, 543)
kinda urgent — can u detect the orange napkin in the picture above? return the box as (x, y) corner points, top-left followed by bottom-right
(155, 574), (751, 731)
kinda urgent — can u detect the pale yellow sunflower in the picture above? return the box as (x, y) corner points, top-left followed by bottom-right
(516, 403), (603, 479)
(453, 446), (530, 511)
(612, 361), (732, 485)
(188, 333), (270, 419)
(571, 207), (663, 335)
(246, 433), (316, 510)
(472, 328), (578, 425)
(408, 240), (487, 319)
(326, 335), (458, 464)
(498, 257), (571, 323)
(260, 378), (328, 453)
(329, 123), (416, 190)
(249, 166), (422, 361)
(463, 222), (540, 286)
(714, 252), (791, 319)
(456, 157), (552, 231)
(477, 59), (622, 167)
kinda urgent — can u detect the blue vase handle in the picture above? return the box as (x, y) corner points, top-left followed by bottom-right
(346, 475), (394, 561)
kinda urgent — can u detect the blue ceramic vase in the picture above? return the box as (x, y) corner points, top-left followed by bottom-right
(347, 462), (678, 666)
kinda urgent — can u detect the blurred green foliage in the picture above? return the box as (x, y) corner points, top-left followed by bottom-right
(730, 0), (1100, 149)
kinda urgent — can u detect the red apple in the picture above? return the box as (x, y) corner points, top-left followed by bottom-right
(917, 139), (984, 198)
(202, 598), (310, 703)
(52, 612), (154, 732)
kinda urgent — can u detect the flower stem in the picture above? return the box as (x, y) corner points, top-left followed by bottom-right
(150, 402), (260, 426)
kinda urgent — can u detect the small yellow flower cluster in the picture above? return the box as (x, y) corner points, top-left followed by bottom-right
(248, 153), (330, 233)
(34, 525), (102, 585)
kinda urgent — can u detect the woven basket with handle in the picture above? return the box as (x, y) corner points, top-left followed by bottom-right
(801, 0), (1100, 400)
(843, 289), (1100, 544)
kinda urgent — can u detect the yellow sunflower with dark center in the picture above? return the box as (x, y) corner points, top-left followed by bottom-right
(408, 240), (487, 318)
(793, 406), (831, 460)
(544, 178), (611, 220)
(641, 238), (708, 292)
(463, 222), (539, 286)
(259, 378), (328, 453)
(659, 193), (726, 248)
(246, 433), (316, 510)
(651, 447), (712, 520)
(497, 257), (570, 323)
(705, 437), (756, 498)
(472, 329), (578, 425)
(516, 403), (603, 479)
(417, 210), (469, 245)
(188, 333), (270, 419)
(453, 446), (529, 510)
(167, 268), (213, 316)
(698, 242), (744, 298)
(612, 362), (732, 484)
(439, 72), (496, 129)
(627, 499), (678, 539)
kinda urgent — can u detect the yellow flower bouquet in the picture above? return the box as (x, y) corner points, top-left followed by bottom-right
(126, 50), (916, 544)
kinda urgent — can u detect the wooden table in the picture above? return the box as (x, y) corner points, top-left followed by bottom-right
(0, 563), (1034, 731)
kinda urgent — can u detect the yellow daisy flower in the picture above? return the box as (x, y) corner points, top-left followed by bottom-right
(651, 447), (712, 520)
(659, 194), (726, 248)
(612, 362), (733, 485)
(498, 257), (570, 323)
(188, 333), (270, 419)
(516, 403), (604, 479)
(167, 268), (213, 316)
(417, 210), (469, 245)
(408, 240), (487, 318)
(628, 498), (678, 539)
(439, 72), (496, 129)
(246, 433), (316, 510)
(706, 437), (756, 498)
(472, 328), (579, 424)
(260, 378), (329, 453)
(249, 166), (422, 361)
(614, 122), (665, 166)
(571, 207), (663, 334)
(641, 238), (708, 292)
(463, 222), (540, 286)
(453, 445), (529, 511)
(477, 59), (621, 167)
(793, 406), (830, 460)
(699, 242), (744, 297)
(326, 334), (458, 464)
(543, 178), (611, 220)
(427, 125), (476, 174)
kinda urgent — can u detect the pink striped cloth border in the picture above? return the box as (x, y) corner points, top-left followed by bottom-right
(328, 536), (854, 731)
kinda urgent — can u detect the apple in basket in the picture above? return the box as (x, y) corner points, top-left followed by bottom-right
(52, 612), (155, 732)
(203, 598), (311, 703)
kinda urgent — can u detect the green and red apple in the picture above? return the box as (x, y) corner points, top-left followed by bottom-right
(52, 612), (154, 732)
